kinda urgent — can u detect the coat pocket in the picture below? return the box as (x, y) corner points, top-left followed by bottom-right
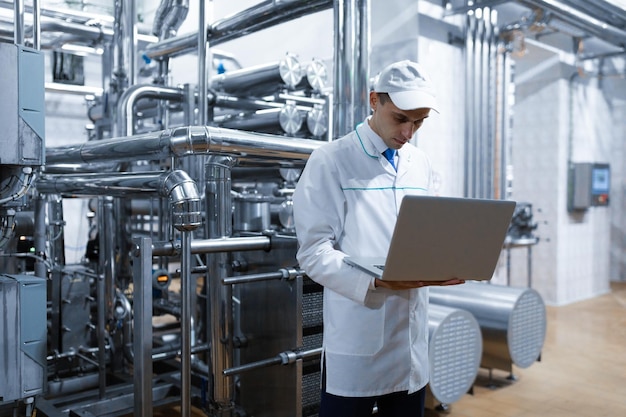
(324, 291), (385, 356)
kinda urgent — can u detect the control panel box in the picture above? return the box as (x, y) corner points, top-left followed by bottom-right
(568, 162), (610, 211)
(0, 274), (46, 403)
(0, 43), (45, 166)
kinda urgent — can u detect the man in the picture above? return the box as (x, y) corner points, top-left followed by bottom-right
(292, 60), (464, 417)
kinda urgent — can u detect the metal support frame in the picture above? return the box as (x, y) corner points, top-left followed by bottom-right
(132, 237), (154, 417)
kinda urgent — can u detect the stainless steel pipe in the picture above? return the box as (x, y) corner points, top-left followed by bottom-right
(116, 85), (186, 137)
(46, 125), (323, 166)
(143, 0), (333, 60)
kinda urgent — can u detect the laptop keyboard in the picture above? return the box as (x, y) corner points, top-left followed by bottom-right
(375, 265), (385, 271)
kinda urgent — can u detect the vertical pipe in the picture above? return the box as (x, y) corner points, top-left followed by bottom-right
(502, 55), (515, 200)
(355, 0), (370, 123)
(47, 197), (66, 267)
(486, 10), (498, 198)
(475, 9), (485, 198)
(333, 0), (370, 138)
(97, 197), (114, 398)
(205, 155), (237, 414)
(125, 0), (137, 86)
(464, 12), (475, 198)
(198, 0), (209, 126)
(180, 230), (193, 417)
(481, 8), (491, 199)
(14, 0), (24, 45)
(33, 195), (47, 279)
(132, 237), (153, 417)
(96, 269), (107, 399)
(33, 0), (41, 50)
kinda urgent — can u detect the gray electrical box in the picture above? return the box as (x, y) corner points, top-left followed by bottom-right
(568, 162), (610, 211)
(0, 274), (46, 403)
(0, 43), (45, 166)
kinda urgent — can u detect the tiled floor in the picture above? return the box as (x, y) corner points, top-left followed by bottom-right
(427, 281), (626, 417)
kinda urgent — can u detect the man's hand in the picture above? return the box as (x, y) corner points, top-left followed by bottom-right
(374, 278), (465, 290)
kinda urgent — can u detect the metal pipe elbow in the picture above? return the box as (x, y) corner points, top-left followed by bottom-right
(160, 169), (201, 231)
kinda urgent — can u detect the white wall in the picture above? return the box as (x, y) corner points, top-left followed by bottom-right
(506, 40), (624, 304)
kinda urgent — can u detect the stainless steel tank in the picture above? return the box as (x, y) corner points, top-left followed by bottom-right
(429, 282), (546, 373)
(210, 53), (303, 96)
(428, 304), (482, 405)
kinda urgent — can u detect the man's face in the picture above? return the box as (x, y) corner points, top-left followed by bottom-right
(368, 92), (431, 150)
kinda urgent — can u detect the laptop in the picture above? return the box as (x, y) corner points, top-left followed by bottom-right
(343, 195), (516, 281)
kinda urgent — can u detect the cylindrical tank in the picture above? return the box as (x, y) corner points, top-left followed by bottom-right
(218, 104), (303, 135)
(297, 59), (329, 91)
(429, 282), (546, 372)
(428, 304), (482, 405)
(233, 192), (272, 232)
(210, 54), (303, 96)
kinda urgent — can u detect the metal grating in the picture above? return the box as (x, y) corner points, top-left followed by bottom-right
(508, 289), (547, 368)
(302, 291), (324, 328)
(429, 311), (482, 404)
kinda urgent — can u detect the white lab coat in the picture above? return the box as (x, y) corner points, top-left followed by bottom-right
(293, 118), (433, 397)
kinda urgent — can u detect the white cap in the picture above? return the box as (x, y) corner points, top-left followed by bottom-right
(373, 60), (439, 112)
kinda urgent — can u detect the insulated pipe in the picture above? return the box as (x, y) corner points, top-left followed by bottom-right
(162, 0), (189, 39)
(143, 0), (333, 60)
(152, 0), (173, 37)
(333, 0), (370, 137)
(210, 54), (303, 95)
(217, 105), (304, 136)
(36, 170), (201, 230)
(116, 85), (186, 137)
(45, 125), (322, 166)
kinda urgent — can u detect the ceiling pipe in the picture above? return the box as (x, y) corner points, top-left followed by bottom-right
(520, 0), (626, 47)
(143, 0), (333, 60)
